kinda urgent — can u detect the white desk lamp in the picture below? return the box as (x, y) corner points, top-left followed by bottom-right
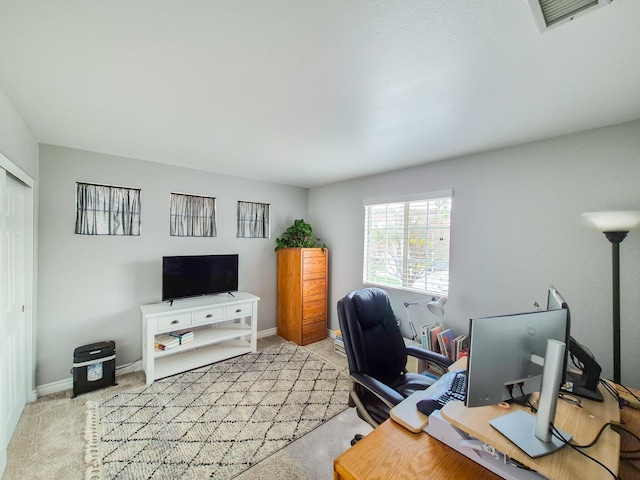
(404, 296), (447, 316)
(427, 296), (447, 317)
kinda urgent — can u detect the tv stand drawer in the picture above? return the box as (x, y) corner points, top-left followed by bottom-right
(225, 302), (252, 318)
(157, 313), (192, 331)
(194, 307), (224, 325)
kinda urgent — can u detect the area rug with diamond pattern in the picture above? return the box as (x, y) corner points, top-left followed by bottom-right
(84, 342), (349, 480)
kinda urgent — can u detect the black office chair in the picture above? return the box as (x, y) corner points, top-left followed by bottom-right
(337, 287), (453, 428)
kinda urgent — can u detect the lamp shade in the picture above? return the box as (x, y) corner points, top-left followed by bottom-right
(427, 296), (447, 317)
(582, 211), (640, 232)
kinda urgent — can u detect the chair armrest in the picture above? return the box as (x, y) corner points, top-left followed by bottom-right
(405, 345), (453, 376)
(350, 372), (405, 406)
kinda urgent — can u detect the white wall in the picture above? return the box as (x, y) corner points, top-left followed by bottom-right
(309, 119), (640, 389)
(34, 120), (640, 389)
(37, 145), (307, 386)
(0, 85), (38, 178)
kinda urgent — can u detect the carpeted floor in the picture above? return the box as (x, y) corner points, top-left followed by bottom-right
(2, 336), (371, 480)
(87, 342), (348, 479)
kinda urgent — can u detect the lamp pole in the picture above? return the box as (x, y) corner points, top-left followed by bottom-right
(604, 231), (627, 384)
(583, 210), (640, 386)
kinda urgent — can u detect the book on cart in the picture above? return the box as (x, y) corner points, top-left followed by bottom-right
(453, 334), (468, 361)
(420, 322), (442, 353)
(169, 329), (195, 345)
(333, 329), (346, 356)
(437, 329), (456, 360)
(155, 333), (180, 350)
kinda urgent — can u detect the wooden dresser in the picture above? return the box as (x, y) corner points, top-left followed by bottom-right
(277, 248), (328, 345)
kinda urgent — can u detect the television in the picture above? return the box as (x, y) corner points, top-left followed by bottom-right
(162, 254), (239, 302)
(465, 308), (570, 457)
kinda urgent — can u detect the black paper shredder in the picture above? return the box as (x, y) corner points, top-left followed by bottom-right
(72, 341), (116, 397)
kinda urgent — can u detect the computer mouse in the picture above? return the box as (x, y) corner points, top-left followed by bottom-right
(416, 399), (441, 416)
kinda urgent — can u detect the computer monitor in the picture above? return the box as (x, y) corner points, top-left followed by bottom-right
(466, 309), (568, 407)
(546, 286), (571, 384)
(546, 286), (604, 402)
(465, 308), (571, 457)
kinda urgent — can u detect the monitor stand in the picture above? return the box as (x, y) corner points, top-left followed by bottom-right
(563, 372), (604, 402)
(490, 339), (572, 458)
(490, 410), (571, 458)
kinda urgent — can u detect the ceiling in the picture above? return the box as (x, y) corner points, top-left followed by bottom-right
(1, 1), (639, 188)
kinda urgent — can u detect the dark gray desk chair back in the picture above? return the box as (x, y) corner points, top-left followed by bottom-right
(337, 287), (452, 428)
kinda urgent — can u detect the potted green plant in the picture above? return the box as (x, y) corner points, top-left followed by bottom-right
(274, 219), (326, 251)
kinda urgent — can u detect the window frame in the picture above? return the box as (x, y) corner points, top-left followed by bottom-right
(169, 192), (217, 237)
(236, 200), (270, 238)
(362, 190), (452, 296)
(75, 182), (141, 236)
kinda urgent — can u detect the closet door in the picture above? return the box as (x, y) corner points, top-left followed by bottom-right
(0, 168), (27, 465)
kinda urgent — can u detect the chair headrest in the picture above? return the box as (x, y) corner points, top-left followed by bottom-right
(352, 288), (392, 329)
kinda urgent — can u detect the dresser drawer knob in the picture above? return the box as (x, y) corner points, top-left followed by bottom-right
(236, 308), (242, 313)
(171, 320), (179, 324)
(206, 313), (213, 318)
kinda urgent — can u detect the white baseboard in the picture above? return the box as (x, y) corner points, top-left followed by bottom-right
(257, 327), (277, 339)
(27, 389), (37, 403)
(116, 359), (144, 375)
(36, 378), (75, 397)
(35, 328), (281, 398)
(36, 359), (145, 398)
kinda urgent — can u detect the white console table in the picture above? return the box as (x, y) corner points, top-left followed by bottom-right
(141, 292), (259, 384)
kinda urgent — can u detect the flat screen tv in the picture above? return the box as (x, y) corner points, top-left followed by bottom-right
(162, 254), (239, 301)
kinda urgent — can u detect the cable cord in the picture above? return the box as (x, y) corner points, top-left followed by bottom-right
(513, 384), (620, 480)
(565, 421), (619, 449)
(516, 383), (537, 412)
(549, 416), (640, 478)
(551, 425), (619, 480)
(617, 382), (640, 404)
(600, 379), (622, 403)
(570, 354), (585, 371)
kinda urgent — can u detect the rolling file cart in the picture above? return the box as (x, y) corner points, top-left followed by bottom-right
(71, 341), (116, 397)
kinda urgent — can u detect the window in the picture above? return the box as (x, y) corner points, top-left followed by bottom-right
(75, 182), (141, 235)
(363, 190), (452, 295)
(237, 201), (270, 238)
(170, 193), (217, 237)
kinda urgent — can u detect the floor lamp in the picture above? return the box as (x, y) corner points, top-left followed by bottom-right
(583, 210), (640, 384)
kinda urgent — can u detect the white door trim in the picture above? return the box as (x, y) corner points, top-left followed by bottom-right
(0, 153), (33, 188)
(0, 151), (35, 479)
(0, 151), (35, 397)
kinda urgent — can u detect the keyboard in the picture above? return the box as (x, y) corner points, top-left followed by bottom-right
(434, 370), (467, 407)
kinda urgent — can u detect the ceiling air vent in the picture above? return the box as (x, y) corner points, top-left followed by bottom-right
(527, 0), (612, 31)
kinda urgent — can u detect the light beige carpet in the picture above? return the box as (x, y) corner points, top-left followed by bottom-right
(2, 336), (354, 480)
(86, 343), (348, 479)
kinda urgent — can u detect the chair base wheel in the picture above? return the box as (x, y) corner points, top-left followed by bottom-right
(350, 434), (364, 446)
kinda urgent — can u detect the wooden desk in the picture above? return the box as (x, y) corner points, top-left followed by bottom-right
(333, 418), (501, 480)
(441, 388), (619, 480)
(615, 384), (640, 479)
(334, 384), (640, 480)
